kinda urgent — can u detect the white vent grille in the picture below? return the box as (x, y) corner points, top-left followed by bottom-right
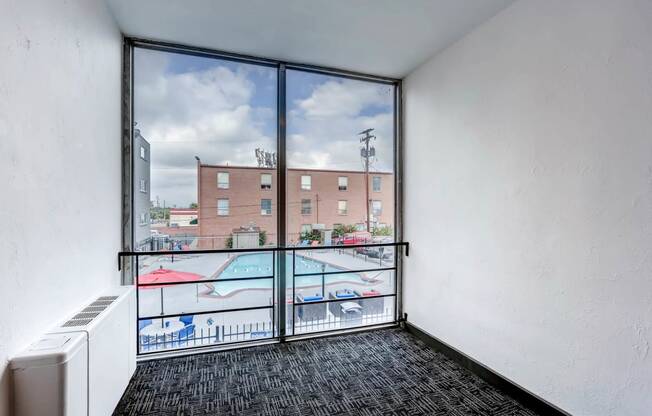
(61, 296), (117, 327)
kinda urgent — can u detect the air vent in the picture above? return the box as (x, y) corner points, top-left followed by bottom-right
(90, 300), (114, 307)
(62, 318), (94, 327)
(72, 312), (101, 320)
(82, 306), (107, 313)
(60, 295), (119, 328)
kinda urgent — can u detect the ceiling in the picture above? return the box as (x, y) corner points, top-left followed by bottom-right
(105, 0), (514, 78)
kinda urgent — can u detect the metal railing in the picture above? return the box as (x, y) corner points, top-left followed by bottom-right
(119, 242), (408, 355)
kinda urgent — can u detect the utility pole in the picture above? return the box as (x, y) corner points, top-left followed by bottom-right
(315, 193), (320, 224)
(359, 128), (376, 233)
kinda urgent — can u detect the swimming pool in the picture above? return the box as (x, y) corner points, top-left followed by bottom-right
(210, 253), (367, 294)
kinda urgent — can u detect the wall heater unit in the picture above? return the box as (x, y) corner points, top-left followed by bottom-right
(12, 286), (136, 416)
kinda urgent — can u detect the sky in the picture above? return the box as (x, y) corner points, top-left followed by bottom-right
(134, 47), (394, 207)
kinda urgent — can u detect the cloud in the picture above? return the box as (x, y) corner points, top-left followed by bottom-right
(296, 79), (392, 119)
(288, 78), (394, 172)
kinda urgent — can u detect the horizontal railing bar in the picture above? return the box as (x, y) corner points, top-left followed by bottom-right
(139, 305), (273, 321)
(119, 242), (409, 257)
(294, 293), (396, 306)
(288, 321), (399, 339)
(137, 275), (274, 287)
(293, 267), (395, 278)
(137, 336), (277, 357)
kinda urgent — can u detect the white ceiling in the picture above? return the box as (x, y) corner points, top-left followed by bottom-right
(105, 0), (514, 78)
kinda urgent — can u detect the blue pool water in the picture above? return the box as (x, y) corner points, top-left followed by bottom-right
(212, 253), (365, 294)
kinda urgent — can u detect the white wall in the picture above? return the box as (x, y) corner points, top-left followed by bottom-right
(0, 0), (122, 414)
(403, 1), (652, 415)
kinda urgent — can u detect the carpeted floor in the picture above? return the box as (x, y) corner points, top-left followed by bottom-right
(114, 328), (540, 415)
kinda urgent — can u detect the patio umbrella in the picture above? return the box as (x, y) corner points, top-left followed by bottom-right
(138, 268), (203, 289)
(138, 268), (204, 321)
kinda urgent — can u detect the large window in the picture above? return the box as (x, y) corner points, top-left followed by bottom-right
(128, 40), (399, 351)
(286, 69), (395, 242)
(133, 45), (277, 251)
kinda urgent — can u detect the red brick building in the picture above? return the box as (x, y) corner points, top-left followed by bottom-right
(196, 161), (394, 247)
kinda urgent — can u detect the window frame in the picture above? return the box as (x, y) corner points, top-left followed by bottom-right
(338, 176), (348, 191)
(373, 176), (382, 192)
(217, 172), (230, 189)
(300, 175), (311, 191)
(122, 37), (403, 333)
(337, 200), (348, 215)
(301, 198), (312, 215)
(260, 198), (272, 216)
(217, 198), (229, 216)
(260, 173), (272, 190)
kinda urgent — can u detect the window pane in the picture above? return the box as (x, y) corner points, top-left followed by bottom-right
(217, 172), (229, 189)
(338, 200), (347, 215)
(133, 47), (277, 251)
(300, 175), (311, 190)
(261, 199), (272, 215)
(286, 69), (395, 246)
(338, 176), (348, 191)
(217, 199), (229, 216)
(261, 173), (272, 189)
(301, 198), (312, 215)
(373, 176), (381, 192)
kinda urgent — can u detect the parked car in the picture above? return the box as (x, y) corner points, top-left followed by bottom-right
(337, 232), (371, 245)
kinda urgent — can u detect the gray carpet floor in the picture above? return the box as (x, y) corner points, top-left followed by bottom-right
(114, 328), (540, 415)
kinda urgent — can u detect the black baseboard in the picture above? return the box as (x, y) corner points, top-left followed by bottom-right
(404, 321), (571, 416)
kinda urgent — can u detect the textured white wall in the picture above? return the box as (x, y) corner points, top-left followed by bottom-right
(403, 1), (652, 415)
(0, 0), (122, 414)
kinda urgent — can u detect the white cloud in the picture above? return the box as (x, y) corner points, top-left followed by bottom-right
(288, 79), (394, 172)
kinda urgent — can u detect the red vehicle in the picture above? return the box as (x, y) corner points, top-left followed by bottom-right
(337, 231), (371, 245)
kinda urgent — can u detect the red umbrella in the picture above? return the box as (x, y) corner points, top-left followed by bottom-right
(138, 268), (203, 289)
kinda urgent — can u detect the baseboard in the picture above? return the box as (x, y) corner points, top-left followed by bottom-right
(404, 321), (571, 416)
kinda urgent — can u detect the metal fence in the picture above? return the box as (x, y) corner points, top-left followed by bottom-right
(119, 242), (408, 356)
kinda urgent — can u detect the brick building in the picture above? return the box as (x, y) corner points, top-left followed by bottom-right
(196, 161), (394, 247)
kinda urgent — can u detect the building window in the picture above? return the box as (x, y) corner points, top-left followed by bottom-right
(301, 175), (311, 190)
(139, 212), (148, 225)
(261, 199), (272, 215)
(217, 199), (229, 216)
(373, 176), (381, 192)
(372, 200), (382, 216)
(139, 179), (148, 193)
(338, 176), (348, 191)
(217, 172), (229, 189)
(301, 224), (313, 234)
(338, 200), (348, 215)
(261, 173), (272, 190)
(139, 146), (147, 161)
(301, 199), (312, 215)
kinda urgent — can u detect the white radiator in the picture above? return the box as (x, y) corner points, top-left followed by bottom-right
(47, 286), (136, 415)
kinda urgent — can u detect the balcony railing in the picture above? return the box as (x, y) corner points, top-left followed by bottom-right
(119, 242), (408, 355)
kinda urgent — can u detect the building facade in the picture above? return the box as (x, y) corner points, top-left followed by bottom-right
(197, 162), (394, 247)
(169, 208), (198, 227)
(133, 129), (151, 249)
